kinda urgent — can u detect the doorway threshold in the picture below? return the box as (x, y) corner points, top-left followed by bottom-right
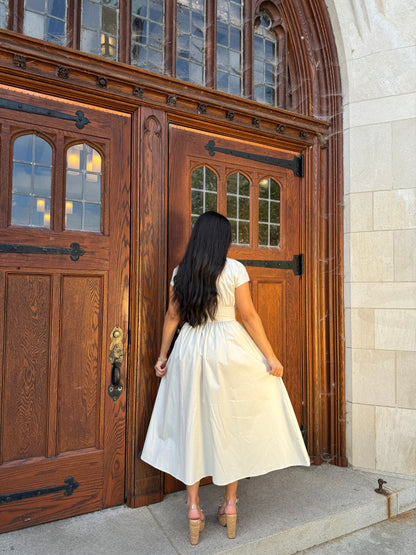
(0, 465), (415, 554)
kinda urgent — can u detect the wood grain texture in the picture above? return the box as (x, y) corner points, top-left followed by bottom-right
(165, 126), (303, 494)
(58, 275), (103, 453)
(2, 273), (51, 463)
(126, 107), (167, 507)
(0, 92), (131, 526)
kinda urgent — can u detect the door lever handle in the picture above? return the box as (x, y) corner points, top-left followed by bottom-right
(108, 326), (124, 402)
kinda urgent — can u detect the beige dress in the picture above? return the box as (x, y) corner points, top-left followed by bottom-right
(141, 258), (310, 485)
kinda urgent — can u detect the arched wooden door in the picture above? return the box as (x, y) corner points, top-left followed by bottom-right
(0, 86), (130, 532)
(166, 125), (305, 493)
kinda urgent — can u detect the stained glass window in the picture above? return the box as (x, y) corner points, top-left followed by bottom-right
(131, 0), (164, 73)
(11, 134), (53, 228)
(216, 0), (243, 96)
(80, 0), (119, 61)
(258, 177), (280, 246)
(23, 0), (67, 45)
(65, 144), (102, 232)
(176, 0), (205, 86)
(191, 166), (217, 226)
(227, 172), (250, 244)
(253, 11), (278, 106)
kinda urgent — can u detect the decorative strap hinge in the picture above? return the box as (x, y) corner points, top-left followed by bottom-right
(238, 254), (303, 276)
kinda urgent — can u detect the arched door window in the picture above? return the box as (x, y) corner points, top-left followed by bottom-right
(258, 177), (280, 246)
(11, 134), (52, 228)
(191, 166), (217, 225)
(227, 172), (250, 244)
(65, 144), (102, 232)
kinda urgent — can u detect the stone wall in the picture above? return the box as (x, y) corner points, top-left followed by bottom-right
(326, 0), (416, 475)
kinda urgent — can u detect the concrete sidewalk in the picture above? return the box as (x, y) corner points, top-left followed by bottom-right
(0, 465), (415, 554)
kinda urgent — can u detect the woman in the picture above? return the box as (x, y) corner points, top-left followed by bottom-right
(141, 211), (310, 545)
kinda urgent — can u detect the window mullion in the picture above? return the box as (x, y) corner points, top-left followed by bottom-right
(119, 0), (131, 64)
(205, 0), (216, 89)
(243, 0), (254, 99)
(165, 0), (176, 76)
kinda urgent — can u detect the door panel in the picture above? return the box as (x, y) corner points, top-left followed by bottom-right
(0, 86), (130, 532)
(166, 125), (304, 493)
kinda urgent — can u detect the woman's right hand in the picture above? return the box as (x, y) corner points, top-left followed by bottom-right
(154, 359), (168, 378)
(267, 356), (284, 378)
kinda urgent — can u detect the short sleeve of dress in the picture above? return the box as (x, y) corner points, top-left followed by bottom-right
(234, 261), (250, 288)
(170, 266), (178, 286)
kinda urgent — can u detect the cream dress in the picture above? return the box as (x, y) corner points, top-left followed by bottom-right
(141, 258), (310, 485)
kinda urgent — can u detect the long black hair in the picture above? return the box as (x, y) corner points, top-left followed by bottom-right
(173, 211), (232, 326)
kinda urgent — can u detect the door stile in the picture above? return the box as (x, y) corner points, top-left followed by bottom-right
(0, 270), (4, 465)
(47, 273), (60, 459)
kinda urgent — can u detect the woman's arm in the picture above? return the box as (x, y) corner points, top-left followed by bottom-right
(235, 282), (283, 377)
(154, 286), (180, 378)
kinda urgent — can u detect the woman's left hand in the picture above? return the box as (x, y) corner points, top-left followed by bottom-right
(154, 359), (168, 378)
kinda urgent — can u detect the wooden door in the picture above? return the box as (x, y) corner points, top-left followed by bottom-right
(166, 125), (304, 493)
(0, 86), (130, 532)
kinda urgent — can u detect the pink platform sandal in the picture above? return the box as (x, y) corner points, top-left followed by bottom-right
(217, 499), (237, 539)
(188, 504), (205, 545)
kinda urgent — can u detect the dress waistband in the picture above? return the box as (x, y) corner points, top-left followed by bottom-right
(213, 306), (236, 322)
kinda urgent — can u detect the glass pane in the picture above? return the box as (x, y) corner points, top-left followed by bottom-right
(227, 194), (237, 219)
(33, 166), (52, 196)
(257, 178), (280, 247)
(270, 224), (280, 246)
(81, 0), (119, 61)
(34, 135), (53, 165)
(0, 0), (9, 29)
(259, 199), (268, 222)
(216, 0), (243, 96)
(12, 163), (32, 193)
(11, 195), (32, 226)
(227, 172), (250, 245)
(131, 0), (164, 73)
(24, 0), (67, 45)
(238, 221), (249, 244)
(191, 166), (217, 221)
(176, 0), (205, 86)
(253, 10), (278, 107)
(66, 144), (102, 232)
(11, 134), (52, 228)
(192, 190), (203, 214)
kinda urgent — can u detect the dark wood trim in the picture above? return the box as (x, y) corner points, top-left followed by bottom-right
(126, 107), (168, 507)
(165, 0), (176, 77)
(119, 0), (131, 64)
(205, 0), (216, 89)
(243, 1), (254, 99)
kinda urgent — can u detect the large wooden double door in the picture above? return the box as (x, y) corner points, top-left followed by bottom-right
(166, 125), (305, 492)
(0, 87), (130, 532)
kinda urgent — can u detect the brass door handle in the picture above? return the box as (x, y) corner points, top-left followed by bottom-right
(108, 326), (124, 402)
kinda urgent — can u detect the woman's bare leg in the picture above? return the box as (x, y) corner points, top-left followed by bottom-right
(187, 481), (203, 519)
